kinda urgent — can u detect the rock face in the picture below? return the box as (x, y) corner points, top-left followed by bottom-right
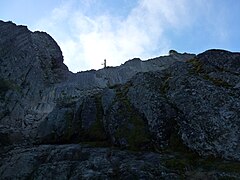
(165, 54), (240, 160)
(0, 20), (240, 179)
(0, 20), (69, 136)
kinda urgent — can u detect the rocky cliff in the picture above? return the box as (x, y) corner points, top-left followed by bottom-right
(0, 20), (240, 179)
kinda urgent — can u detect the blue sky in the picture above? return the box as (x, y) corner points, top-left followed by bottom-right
(1, 0), (239, 72)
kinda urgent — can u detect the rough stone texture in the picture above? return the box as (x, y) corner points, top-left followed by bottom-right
(1, 144), (239, 180)
(1, 20), (240, 179)
(127, 72), (178, 148)
(102, 84), (152, 150)
(166, 71), (240, 160)
(167, 51), (240, 161)
(0, 20), (195, 142)
(0, 20), (69, 143)
(125, 57), (240, 160)
(36, 90), (107, 144)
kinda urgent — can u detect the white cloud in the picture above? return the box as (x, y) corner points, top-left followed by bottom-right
(32, 0), (229, 72)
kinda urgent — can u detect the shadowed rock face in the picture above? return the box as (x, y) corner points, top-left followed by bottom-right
(0, 21), (69, 132)
(0, 20), (240, 179)
(0, 20), (195, 140)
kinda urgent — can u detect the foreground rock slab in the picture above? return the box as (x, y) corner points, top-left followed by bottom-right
(1, 144), (240, 179)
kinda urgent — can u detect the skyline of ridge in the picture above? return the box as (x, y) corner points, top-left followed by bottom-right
(1, 0), (239, 72)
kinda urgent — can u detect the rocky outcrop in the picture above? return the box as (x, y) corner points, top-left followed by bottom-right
(173, 51), (240, 160)
(1, 144), (240, 179)
(0, 20), (69, 138)
(0, 20), (195, 143)
(0, 20), (240, 179)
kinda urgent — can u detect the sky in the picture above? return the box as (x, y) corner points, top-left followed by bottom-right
(0, 0), (240, 72)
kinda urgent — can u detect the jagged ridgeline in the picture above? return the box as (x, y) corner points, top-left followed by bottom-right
(0, 20), (240, 179)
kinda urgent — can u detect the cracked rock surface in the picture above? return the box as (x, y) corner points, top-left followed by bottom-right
(0, 20), (240, 179)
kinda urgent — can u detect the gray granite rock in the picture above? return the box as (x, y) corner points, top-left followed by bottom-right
(0, 20), (195, 145)
(127, 72), (178, 148)
(0, 144), (239, 179)
(1, 20), (240, 179)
